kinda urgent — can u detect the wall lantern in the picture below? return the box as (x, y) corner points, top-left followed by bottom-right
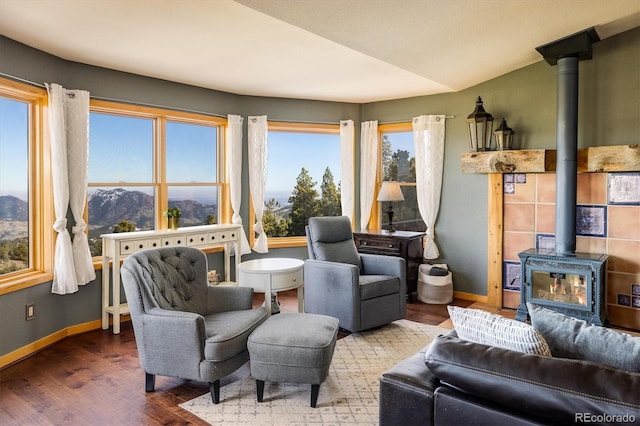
(466, 96), (494, 151)
(494, 118), (515, 150)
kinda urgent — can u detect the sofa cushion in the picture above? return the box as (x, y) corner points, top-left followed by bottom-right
(425, 335), (640, 425)
(447, 306), (551, 356)
(527, 302), (640, 372)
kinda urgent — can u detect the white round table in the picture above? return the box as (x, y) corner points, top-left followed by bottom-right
(238, 258), (304, 315)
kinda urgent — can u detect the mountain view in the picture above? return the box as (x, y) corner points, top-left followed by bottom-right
(0, 189), (219, 261)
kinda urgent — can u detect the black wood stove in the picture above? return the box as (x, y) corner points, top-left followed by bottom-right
(516, 249), (607, 325)
(516, 28), (608, 325)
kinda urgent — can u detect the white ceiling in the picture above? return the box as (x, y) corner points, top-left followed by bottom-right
(0, 0), (638, 103)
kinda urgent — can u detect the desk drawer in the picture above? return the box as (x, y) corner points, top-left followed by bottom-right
(207, 230), (238, 244)
(187, 232), (208, 246)
(118, 238), (161, 255)
(356, 238), (402, 255)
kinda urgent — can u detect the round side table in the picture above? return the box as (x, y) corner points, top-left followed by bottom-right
(238, 258), (304, 315)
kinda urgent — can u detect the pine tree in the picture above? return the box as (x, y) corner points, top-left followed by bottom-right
(263, 198), (290, 237)
(288, 168), (320, 236)
(320, 167), (341, 216)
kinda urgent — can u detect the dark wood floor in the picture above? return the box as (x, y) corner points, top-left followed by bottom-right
(0, 291), (475, 426)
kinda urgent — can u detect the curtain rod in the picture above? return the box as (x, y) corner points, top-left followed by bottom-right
(378, 116), (455, 125)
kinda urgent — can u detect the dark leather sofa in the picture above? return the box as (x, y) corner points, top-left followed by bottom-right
(380, 331), (640, 426)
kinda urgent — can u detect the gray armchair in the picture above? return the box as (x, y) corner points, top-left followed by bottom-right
(121, 246), (268, 404)
(304, 216), (406, 332)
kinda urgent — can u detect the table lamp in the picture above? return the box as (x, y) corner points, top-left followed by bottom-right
(377, 181), (404, 233)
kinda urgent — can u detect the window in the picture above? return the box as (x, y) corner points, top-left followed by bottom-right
(88, 101), (226, 256)
(256, 122), (341, 247)
(0, 78), (52, 291)
(378, 123), (426, 232)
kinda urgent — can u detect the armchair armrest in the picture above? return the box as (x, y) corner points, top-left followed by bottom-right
(139, 307), (207, 379)
(206, 286), (254, 314)
(304, 260), (360, 324)
(360, 253), (405, 278)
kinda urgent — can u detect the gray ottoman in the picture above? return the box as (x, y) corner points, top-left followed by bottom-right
(247, 312), (339, 407)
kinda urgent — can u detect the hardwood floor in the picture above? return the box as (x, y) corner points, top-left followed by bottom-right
(0, 291), (490, 426)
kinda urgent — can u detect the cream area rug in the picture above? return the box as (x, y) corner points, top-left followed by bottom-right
(179, 319), (450, 425)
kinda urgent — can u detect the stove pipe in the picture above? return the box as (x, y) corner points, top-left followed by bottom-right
(535, 28), (600, 255)
(555, 57), (579, 254)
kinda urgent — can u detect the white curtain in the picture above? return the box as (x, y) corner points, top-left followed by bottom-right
(226, 115), (251, 255)
(359, 120), (378, 230)
(47, 83), (94, 294)
(413, 115), (446, 259)
(248, 115), (268, 253)
(339, 120), (355, 222)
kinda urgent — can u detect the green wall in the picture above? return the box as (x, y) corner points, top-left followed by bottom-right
(0, 26), (638, 358)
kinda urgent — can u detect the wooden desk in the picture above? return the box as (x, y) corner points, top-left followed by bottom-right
(353, 230), (425, 300)
(101, 224), (241, 334)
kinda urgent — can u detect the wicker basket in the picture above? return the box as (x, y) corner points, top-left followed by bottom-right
(417, 264), (453, 304)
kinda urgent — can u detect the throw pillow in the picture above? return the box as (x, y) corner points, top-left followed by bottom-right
(447, 306), (551, 356)
(527, 302), (640, 372)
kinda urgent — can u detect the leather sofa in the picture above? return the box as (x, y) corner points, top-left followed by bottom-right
(380, 330), (640, 425)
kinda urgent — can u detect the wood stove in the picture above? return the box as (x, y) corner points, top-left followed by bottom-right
(516, 249), (608, 325)
(516, 28), (609, 325)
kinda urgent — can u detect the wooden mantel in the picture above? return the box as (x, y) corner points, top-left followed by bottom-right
(461, 144), (639, 309)
(461, 145), (639, 174)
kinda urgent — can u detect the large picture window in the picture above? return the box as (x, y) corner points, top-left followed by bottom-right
(257, 122), (341, 246)
(88, 101), (226, 256)
(379, 123), (426, 232)
(0, 78), (51, 290)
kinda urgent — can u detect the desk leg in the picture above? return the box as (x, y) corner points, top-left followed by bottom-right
(112, 259), (121, 335)
(101, 254), (109, 330)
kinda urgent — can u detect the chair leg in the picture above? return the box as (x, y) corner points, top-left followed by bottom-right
(210, 380), (220, 404)
(145, 373), (155, 392)
(256, 379), (265, 402)
(311, 384), (320, 408)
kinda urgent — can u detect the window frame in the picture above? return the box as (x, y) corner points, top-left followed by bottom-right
(250, 121), (342, 249)
(372, 122), (419, 230)
(0, 77), (53, 294)
(88, 100), (230, 258)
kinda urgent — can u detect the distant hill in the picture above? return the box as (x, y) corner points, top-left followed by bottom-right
(87, 188), (217, 237)
(0, 195), (28, 221)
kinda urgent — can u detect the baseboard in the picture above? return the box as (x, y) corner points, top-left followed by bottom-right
(453, 290), (488, 304)
(1, 319), (107, 369)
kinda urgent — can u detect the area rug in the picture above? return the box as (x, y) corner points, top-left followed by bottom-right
(179, 319), (450, 425)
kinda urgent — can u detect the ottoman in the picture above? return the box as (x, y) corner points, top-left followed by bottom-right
(247, 312), (339, 407)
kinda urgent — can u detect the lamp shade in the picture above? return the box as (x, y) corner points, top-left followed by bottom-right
(377, 181), (405, 202)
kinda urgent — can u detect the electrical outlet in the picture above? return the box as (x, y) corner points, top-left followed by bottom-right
(26, 304), (35, 321)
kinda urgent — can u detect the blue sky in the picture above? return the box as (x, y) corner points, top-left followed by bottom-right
(0, 98), (28, 199)
(267, 131), (341, 196)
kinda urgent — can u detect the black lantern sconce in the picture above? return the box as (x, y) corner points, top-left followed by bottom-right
(494, 118), (515, 150)
(466, 96), (494, 151)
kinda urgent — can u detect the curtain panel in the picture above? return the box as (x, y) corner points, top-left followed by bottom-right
(226, 114), (251, 255)
(413, 115), (446, 259)
(248, 115), (268, 253)
(359, 120), (378, 230)
(46, 83), (94, 295)
(339, 120), (355, 222)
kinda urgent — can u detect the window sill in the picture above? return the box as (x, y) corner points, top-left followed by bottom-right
(0, 271), (54, 295)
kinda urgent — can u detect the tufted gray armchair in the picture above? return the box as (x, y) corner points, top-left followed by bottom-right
(121, 246), (268, 404)
(304, 216), (406, 332)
